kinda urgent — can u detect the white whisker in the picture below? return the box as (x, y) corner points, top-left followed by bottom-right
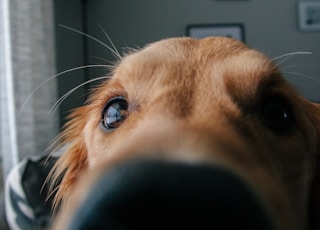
(272, 52), (312, 61)
(98, 25), (122, 60)
(48, 76), (110, 117)
(280, 64), (313, 71)
(283, 71), (320, 84)
(19, 65), (110, 118)
(90, 56), (116, 66)
(59, 24), (122, 61)
(272, 52), (312, 66)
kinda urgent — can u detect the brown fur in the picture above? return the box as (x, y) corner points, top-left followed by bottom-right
(50, 37), (320, 229)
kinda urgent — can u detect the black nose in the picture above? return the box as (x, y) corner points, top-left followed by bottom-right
(67, 159), (275, 230)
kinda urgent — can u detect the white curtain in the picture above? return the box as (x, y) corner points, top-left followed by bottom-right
(0, 0), (58, 225)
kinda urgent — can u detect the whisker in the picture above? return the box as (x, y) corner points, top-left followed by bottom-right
(59, 24), (122, 61)
(90, 56), (116, 66)
(98, 25), (122, 60)
(281, 64), (314, 71)
(272, 52), (312, 61)
(283, 71), (320, 84)
(48, 76), (110, 117)
(19, 65), (110, 118)
(272, 52), (312, 66)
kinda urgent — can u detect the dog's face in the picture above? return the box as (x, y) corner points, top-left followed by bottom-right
(51, 37), (320, 229)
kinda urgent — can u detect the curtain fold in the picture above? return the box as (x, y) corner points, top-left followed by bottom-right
(1, 1), (58, 227)
(0, 0), (58, 181)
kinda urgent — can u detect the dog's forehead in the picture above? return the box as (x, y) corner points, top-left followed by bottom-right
(121, 37), (250, 65)
(113, 37), (277, 96)
(116, 37), (273, 80)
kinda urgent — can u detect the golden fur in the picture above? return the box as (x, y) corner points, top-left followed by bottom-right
(50, 37), (320, 229)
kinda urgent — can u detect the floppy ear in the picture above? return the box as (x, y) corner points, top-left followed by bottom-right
(309, 102), (320, 229)
(48, 107), (89, 209)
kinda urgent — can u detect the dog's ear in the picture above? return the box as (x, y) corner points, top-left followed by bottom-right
(309, 102), (320, 229)
(49, 107), (89, 209)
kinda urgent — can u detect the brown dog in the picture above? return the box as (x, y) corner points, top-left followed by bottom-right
(50, 37), (320, 229)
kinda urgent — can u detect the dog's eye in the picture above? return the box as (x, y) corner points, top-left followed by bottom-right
(101, 97), (128, 131)
(260, 97), (293, 133)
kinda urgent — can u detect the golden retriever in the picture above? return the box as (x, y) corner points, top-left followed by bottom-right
(50, 37), (320, 229)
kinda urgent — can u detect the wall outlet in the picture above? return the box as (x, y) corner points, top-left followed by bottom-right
(298, 1), (320, 31)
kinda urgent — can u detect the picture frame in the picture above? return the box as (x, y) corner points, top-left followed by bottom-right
(297, 1), (320, 31)
(186, 23), (245, 42)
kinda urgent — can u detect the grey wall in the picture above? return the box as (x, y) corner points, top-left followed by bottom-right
(54, 0), (87, 126)
(85, 0), (320, 102)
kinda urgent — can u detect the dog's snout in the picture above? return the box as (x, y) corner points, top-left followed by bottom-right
(67, 159), (275, 229)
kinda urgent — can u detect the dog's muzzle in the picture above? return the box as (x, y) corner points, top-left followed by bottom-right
(66, 159), (275, 229)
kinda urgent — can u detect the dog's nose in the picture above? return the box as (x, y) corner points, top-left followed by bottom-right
(67, 159), (275, 229)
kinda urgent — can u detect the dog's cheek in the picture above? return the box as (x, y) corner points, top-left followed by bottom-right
(308, 103), (320, 229)
(83, 113), (111, 169)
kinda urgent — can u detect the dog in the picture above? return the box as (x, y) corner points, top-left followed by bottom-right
(50, 37), (320, 229)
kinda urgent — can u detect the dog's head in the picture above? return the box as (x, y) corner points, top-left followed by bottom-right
(51, 37), (320, 229)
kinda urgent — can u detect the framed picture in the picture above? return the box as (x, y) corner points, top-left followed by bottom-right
(186, 23), (245, 42)
(297, 1), (320, 31)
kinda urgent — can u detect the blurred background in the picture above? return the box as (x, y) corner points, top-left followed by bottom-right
(1, 0), (320, 228)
